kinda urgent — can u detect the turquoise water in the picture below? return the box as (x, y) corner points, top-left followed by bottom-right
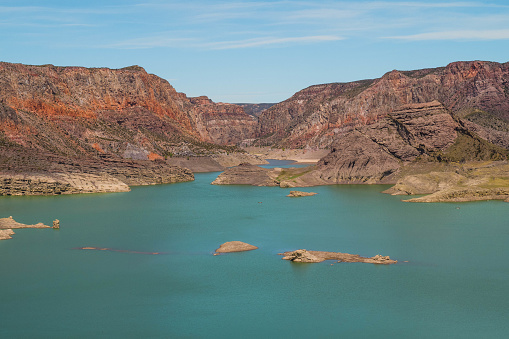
(1, 161), (509, 338)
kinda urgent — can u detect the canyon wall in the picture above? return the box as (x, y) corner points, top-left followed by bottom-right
(256, 61), (509, 148)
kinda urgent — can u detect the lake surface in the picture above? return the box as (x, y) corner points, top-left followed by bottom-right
(1, 160), (509, 338)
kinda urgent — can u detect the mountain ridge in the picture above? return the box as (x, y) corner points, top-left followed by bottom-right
(255, 60), (509, 148)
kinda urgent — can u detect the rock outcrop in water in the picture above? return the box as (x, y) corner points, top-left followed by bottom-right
(281, 249), (397, 264)
(286, 191), (317, 197)
(0, 216), (51, 240)
(215, 241), (258, 253)
(211, 163), (280, 186)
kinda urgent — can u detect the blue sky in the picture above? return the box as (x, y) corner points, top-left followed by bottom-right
(1, 0), (509, 103)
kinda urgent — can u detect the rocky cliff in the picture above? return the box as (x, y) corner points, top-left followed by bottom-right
(0, 62), (260, 195)
(256, 61), (509, 148)
(218, 101), (508, 195)
(309, 101), (508, 184)
(189, 96), (257, 145)
(0, 62), (256, 157)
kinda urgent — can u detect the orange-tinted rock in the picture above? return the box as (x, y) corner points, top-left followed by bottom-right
(0, 62), (256, 146)
(147, 152), (164, 161)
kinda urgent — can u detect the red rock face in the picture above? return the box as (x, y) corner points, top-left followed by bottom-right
(0, 62), (256, 148)
(257, 61), (509, 147)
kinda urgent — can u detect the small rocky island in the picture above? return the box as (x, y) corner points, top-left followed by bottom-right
(281, 249), (397, 264)
(286, 191), (317, 197)
(215, 241), (258, 253)
(0, 216), (56, 240)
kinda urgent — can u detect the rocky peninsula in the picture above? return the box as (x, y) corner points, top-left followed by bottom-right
(211, 163), (281, 186)
(384, 161), (509, 202)
(0, 216), (53, 240)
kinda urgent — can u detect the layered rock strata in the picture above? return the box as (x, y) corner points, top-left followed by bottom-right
(256, 60), (509, 148)
(0, 148), (194, 195)
(307, 101), (507, 184)
(0, 62), (256, 195)
(213, 101), (508, 201)
(0, 63), (256, 147)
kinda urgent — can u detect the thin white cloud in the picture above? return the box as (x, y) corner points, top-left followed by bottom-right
(356, 1), (501, 9)
(105, 36), (195, 49)
(107, 34), (343, 50)
(385, 29), (509, 40)
(207, 35), (344, 50)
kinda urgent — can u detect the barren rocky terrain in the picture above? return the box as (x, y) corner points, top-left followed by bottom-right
(1, 60), (508, 200)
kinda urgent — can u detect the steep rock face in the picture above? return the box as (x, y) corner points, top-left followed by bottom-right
(309, 101), (507, 184)
(0, 62), (256, 154)
(189, 96), (257, 145)
(0, 63), (193, 126)
(0, 62), (255, 194)
(257, 61), (509, 147)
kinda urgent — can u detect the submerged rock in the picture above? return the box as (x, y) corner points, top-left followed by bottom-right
(215, 241), (258, 253)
